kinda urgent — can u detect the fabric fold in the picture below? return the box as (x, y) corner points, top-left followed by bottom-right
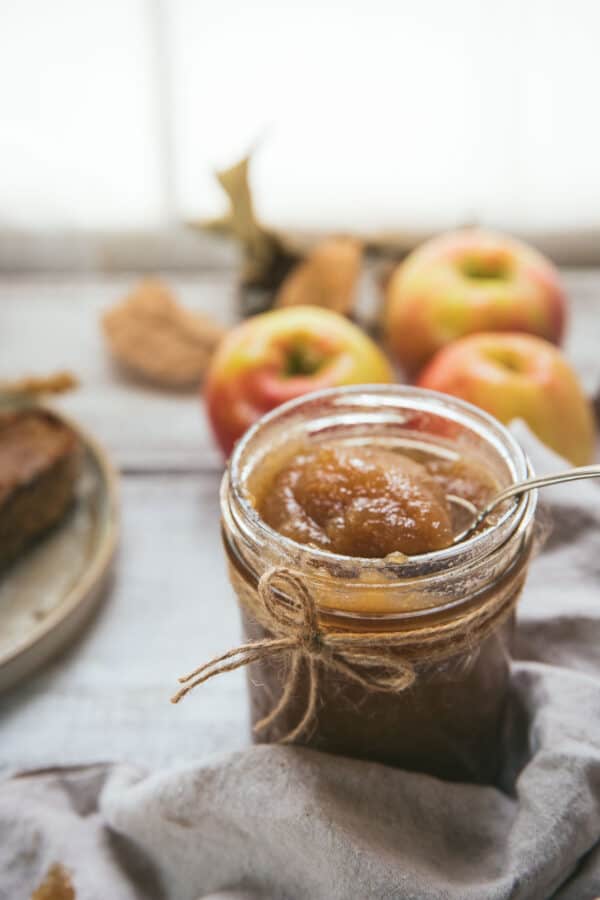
(2, 425), (600, 900)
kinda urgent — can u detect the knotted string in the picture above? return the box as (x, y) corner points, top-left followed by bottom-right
(171, 567), (416, 742)
(172, 563), (525, 743)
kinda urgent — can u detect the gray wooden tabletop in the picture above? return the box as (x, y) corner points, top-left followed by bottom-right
(0, 270), (598, 777)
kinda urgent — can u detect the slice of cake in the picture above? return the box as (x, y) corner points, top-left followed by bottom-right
(0, 408), (81, 569)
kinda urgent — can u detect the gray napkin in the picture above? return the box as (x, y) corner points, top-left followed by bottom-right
(2, 426), (600, 900)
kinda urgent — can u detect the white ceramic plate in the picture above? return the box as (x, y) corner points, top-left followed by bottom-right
(0, 401), (119, 692)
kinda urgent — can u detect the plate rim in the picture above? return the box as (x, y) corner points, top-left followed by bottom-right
(0, 402), (119, 688)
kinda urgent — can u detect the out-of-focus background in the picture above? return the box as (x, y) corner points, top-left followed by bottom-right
(2, 0), (600, 269)
(1, 0), (599, 781)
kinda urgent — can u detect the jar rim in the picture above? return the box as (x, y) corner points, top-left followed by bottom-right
(226, 385), (535, 581)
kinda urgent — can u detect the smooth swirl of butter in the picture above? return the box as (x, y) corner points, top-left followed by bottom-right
(171, 563), (525, 744)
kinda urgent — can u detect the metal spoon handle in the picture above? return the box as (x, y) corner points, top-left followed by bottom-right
(456, 464), (600, 542)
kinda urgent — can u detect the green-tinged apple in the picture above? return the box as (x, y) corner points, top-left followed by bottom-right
(205, 306), (393, 456)
(384, 229), (567, 374)
(418, 333), (595, 465)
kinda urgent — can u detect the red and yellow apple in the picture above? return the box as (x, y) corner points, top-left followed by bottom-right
(204, 305), (393, 456)
(384, 229), (567, 374)
(418, 332), (595, 465)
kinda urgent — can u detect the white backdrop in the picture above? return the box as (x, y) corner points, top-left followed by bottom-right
(1, 0), (599, 234)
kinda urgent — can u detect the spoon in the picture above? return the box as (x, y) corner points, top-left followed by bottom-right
(449, 464), (600, 545)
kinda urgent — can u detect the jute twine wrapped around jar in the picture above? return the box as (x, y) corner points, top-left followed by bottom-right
(172, 560), (528, 743)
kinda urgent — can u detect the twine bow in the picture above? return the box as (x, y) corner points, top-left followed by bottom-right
(171, 566), (416, 743)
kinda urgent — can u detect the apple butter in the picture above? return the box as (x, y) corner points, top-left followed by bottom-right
(255, 443), (499, 557)
(221, 386), (537, 783)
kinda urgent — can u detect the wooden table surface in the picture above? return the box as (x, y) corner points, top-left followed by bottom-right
(0, 270), (598, 777)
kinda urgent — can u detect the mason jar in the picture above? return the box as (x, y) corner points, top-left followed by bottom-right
(221, 386), (536, 784)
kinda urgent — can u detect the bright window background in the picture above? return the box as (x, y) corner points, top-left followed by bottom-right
(1, 0), (599, 235)
(0, 0), (164, 229)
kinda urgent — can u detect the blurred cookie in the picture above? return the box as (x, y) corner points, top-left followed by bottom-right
(102, 279), (225, 388)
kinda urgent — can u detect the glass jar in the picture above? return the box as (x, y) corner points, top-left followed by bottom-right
(221, 386), (536, 784)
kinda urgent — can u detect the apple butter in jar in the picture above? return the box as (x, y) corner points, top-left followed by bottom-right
(221, 386), (536, 783)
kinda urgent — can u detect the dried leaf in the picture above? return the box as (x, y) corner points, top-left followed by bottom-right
(0, 371), (78, 398)
(31, 863), (75, 900)
(189, 155), (300, 315)
(276, 237), (362, 315)
(188, 153), (426, 316)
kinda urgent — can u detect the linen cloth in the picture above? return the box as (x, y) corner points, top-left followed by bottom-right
(1, 426), (600, 900)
